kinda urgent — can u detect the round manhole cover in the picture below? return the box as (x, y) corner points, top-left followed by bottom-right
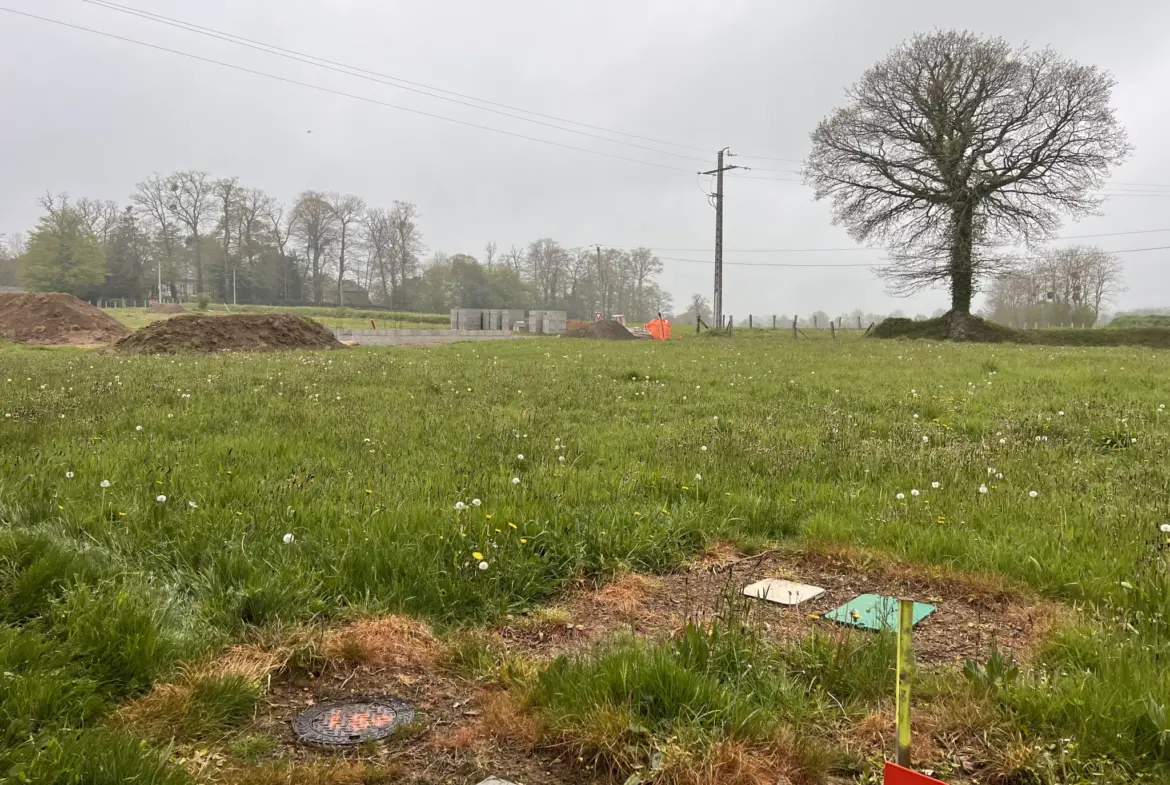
(293, 696), (415, 746)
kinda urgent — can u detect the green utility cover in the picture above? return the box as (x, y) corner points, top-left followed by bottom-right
(824, 594), (935, 631)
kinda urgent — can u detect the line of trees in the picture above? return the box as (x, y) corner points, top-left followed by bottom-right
(982, 246), (1124, 327)
(3, 171), (672, 320)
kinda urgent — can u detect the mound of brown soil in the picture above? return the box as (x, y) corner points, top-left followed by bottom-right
(147, 303), (186, 314)
(0, 292), (131, 345)
(564, 319), (636, 340)
(115, 313), (344, 354)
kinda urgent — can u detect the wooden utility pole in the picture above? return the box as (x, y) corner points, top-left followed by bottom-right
(595, 245), (604, 318)
(701, 148), (744, 330)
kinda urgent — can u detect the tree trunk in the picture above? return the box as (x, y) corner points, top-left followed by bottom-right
(947, 202), (975, 338)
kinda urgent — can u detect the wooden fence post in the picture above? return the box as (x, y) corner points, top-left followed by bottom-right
(773, 315), (777, 329)
(895, 598), (914, 767)
(830, 322), (836, 340)
(792, 317), (798, 341)
(727, 316), (734, 337)
(813, 314), (818, 329)
(749, 314), (753, 329)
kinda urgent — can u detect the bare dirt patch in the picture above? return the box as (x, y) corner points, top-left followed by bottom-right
(115, 313), (344, 353)
(0, 292), (130, 345)
(214, 615), (581, 785)
(489, 545), (1059, 667)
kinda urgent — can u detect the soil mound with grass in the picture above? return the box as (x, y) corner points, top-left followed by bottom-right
(0, 292), (131, 345)
(873, 314), (1170, 348)
(564, 320), (637, 340)
(115, 313), (344, 354)
(146, 303), (186, 314)
(872, 314), (1021, 343)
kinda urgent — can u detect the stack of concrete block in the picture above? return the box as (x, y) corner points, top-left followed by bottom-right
(450, 308), (484, 330)
(526, 310), (567, 334)
(505, 309), (526, 330)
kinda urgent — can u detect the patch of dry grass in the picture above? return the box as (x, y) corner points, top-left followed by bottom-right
(322, 614), (440, 670)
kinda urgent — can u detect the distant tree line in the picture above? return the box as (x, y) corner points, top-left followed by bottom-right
(2, 171), (672, 320)
(981, 246), (1124, 327)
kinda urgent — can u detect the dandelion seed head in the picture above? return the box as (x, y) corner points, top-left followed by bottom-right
(1029, 490), (1039, 498)
(895, 492), (905, 500)
(979, 484), (989, 494)
(100, 480), (110, 489)
(512, 477), (521, 485)
(471, 499), (482, 507)
(1160, 523), (1170, 534)
(478, 561), (489, 571)
(282, 532), (295, 544)
(910, 489), (920, 497)
(454, 501), (466, 511)
(135, 425), (143, 432)
(65, 471), (74, 479)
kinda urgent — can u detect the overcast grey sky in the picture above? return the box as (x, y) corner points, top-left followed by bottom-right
(2, 0), (1169, 317)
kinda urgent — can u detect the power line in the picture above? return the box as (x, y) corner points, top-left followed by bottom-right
(0, 7), (699, 175)
(78, 0), (714, 163)
(602, 227), (1170, 254)
(654, 243), (1170, 269)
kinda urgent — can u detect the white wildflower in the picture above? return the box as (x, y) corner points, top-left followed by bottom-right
(910, 489), (920, 497)
(471, 498), (482, 507)
(517, 454), (524, 461)
(100, 480), (111, 489)
(512, 477), (521, 485)
(188, 500), (198, 509)
(700, 445), (708, 452)
(282, 532), (295, 544)
(896, 492), (905, 501)
(135, 425), (143, 432)
(979, 484), (989, 494)
(1029, 490), (1038, 498)
(65, 471), (74, 479)
(558, 456), (565, 463)
(694, 473), (702, 481)
(931, 481), (940, 489)
(1160, 523), (1170, 533)
(155, 494), (167, 503)
(454, 501), (466, 511)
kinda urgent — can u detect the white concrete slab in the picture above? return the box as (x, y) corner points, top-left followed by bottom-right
(742, 578), (825, 606)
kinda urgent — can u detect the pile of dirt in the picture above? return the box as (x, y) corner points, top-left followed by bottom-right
(0, 292), (131, 345)
(564, 319), (637, 340)
(115, 313), (344, 354)
(146, 303), (186, 314)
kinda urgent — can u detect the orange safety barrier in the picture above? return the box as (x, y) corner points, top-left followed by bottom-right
(646, 318), (671, 340)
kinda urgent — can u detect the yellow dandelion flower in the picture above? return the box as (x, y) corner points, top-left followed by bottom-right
(472, 551), (484, 560)
(520, 538), (528, 544)
(633, 511), (641, 517)
(485, 513), (494, 520)
(508, 522), (517, 529)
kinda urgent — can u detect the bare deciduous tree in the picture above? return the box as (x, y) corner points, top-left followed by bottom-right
(501, 244), (524, 273)
(805, 30), (1130, 337)
(387, 201), (424, 303)
(483, 241), (497, 269)
(165, 171), (215, 296)
(525, 238), (567, 305)
(985, 245), (1124, 326)
(75, 198), (121, 247)
(214, 177), (242, 300)
(327, 193), (366, 306)
(132, 174), (181, 299)
(363, 207), (394, 304)
(291, 191), (338, 305)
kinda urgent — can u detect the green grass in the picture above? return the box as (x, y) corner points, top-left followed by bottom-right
(1, 332), (1169, 781)
(103, 303), (449, 331)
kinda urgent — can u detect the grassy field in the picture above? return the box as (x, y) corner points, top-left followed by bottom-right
(1, 332), (1168, 784)
(103, 303), (450, 331)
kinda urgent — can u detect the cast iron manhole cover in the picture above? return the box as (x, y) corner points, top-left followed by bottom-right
(293, 696), (415, 746)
